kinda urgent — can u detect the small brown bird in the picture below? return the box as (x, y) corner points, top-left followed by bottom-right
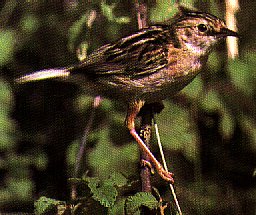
(16, 8), (238, 183)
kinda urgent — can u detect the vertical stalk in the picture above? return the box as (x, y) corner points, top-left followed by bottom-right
(134, 0), (152, 193)
(139, 108), (153, 193)
(71, 96), (101, 201)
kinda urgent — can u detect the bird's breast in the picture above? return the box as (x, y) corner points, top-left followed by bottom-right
(140, 53), (204, 94)
(94, 52), (206, 103)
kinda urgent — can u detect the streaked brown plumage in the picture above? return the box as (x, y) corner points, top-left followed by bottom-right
(16, 8), (238, 183)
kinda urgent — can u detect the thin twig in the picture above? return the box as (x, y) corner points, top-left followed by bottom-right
(71, 96), (101, 200)
(135, 0), (148, 29)
(74, 96), (101, 177)
(153, 116), (182, 215)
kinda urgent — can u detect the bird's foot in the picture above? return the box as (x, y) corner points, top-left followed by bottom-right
(130, 128), (174, 184)
(155, 162), (174, 184)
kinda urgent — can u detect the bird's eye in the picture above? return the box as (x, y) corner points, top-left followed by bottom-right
(197, 24), (208, 32)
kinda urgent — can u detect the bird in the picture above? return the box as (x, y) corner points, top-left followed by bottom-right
(16, 7), (238, 183)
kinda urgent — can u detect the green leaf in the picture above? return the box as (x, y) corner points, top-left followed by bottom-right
(201, 90), (223, 111)
(207, 51), (221, 72)
(108, 198), (126, 215)
(68, 14), (89, 51)
(75, 95), (93, 111)
(182, 76), (203, 100)
(101, 2), (115, 21)
(219, 110), (235, 139)
(66, 140), (79, 167)
(87, 177), (118, 207)
(150, 0), (178, 22)
(209, 0), (223, 18)
(200, 90), (236, 139)
(101, 2), (130, 23)
(239, 116), (256, 153)
(84, 173), (127, 208)
(0, 116), (15, 131)
(228, 58), (254, 96)
(20, 14), (39, 33)
(157, 101), (199, 162)
(34, 153), (48, 170)
(0, 134), (15, 150)
(200, 90), (235, 139)
(0, 80), (15, 150)
(8, 178), (33, 200)
(115, 16), (130, 24)
(180, 0), (194, 7)
(126, 192), (159, 214)
(108, 172), (128, 187)
(77, 41), (89, 61)
(88, 129), (138, 179)
(0, 79), (13, 104)
(0, 30), (16, 65)
(0, 189), (12, 203)
(34, 196), (63, 215)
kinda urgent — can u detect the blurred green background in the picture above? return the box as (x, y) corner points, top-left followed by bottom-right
(0, 0), (255, 214)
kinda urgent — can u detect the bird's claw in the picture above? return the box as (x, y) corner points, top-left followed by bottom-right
(155, 163), (174, 184)
(141, 159), (155, 175)
(141, 159), (174, 183)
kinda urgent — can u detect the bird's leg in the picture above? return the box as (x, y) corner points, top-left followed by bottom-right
(126, 100), (174, 184)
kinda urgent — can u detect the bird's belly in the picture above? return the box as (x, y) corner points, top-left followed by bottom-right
(134, 61), (202, 101)
(139, 73), (199, 102)
(95, 59), (203, 103)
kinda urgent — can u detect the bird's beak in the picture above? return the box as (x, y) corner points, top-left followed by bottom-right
(218, 28), (239, 37)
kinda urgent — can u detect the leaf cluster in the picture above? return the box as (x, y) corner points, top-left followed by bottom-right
(35, 173), (159, 215)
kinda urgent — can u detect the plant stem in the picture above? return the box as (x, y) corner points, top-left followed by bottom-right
(134, 0), (152, 193)
(139, 108), (153, 193)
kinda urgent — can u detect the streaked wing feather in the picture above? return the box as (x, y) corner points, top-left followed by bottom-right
(75, 26), (170, 78)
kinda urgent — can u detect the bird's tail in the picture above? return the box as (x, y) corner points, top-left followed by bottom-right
(15, 68), (71, 83)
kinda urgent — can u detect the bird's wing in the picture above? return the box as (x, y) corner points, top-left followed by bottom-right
(74, 26), (171, 78)
(16, 26), (173, 83)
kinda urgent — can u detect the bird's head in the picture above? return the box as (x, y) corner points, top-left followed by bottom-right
(172, 9), (238, 55)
